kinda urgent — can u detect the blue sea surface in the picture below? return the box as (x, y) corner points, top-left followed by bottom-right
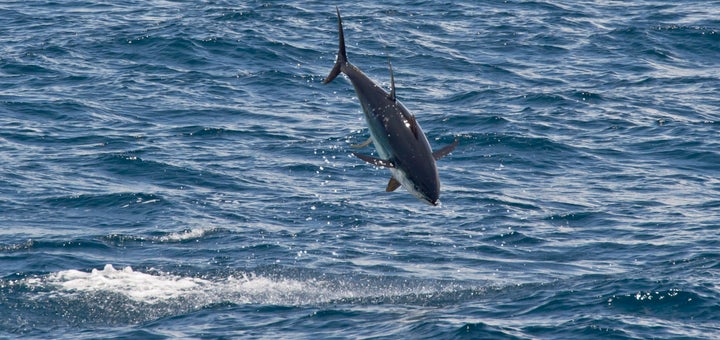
(1, 1), (719, 338)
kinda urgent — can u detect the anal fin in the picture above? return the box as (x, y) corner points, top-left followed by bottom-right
(350, 137), (373, 149)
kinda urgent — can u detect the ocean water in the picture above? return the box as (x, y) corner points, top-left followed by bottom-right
(1, 0), (719, 338)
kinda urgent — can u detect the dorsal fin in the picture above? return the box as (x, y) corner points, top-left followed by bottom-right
(386, 59), (420, 139)
(387, 57), (396, 101)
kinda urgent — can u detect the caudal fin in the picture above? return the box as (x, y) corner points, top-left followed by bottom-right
(323, 7), (348, 84)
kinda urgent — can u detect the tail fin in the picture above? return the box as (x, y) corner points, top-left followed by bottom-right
(323, 7), (348, 84)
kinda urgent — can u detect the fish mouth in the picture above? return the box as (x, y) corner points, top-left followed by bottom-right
(417, 184), (440, 206)
(419, 194), (439, 206)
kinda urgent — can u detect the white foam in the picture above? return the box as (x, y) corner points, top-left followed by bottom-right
(37, 264), (333, 306)
(44, 264), (210, 304)
(154, 227), (213, 242)
(222, 274), (334, 305)
(33, 264), (468, 307)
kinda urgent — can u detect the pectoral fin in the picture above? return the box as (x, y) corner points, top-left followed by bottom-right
(352, 152), (395, 168)
(433, 139), (459, 160)
(385, 177), (401, 192)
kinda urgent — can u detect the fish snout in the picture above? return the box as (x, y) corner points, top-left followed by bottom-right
(419, 183), (440, 206)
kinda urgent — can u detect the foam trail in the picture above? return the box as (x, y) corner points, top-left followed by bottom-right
(31, 264), (471, 307)
(35, 264), (336, 306)
(44, 264), (210, 304)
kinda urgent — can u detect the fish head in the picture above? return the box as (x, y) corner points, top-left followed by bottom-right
(413, 174), (440, 206)
(392, 161), (440, 206)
